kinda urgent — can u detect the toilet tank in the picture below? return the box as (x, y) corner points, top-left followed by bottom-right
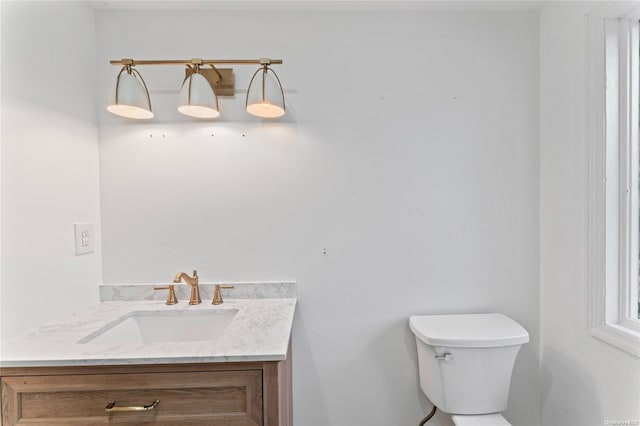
(409, 313), (529, 415)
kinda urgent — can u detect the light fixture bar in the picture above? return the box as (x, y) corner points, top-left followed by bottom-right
(110, 58), (283, 66)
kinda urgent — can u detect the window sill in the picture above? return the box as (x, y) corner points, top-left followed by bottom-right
(590, 323), (640, 358)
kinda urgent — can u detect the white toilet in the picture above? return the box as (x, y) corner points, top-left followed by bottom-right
(409, 313), (529, 426)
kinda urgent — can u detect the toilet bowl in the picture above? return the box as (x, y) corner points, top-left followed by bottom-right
(409, 313), (528, 426)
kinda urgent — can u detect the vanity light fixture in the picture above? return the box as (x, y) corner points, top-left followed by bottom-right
(107, 58), (285, 120)
(107, 59), (153, 119)
(246, 58), (286, 118)
(178, 58), (220, 118)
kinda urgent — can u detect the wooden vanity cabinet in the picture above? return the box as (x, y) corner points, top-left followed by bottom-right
(0, 349), (291, 426)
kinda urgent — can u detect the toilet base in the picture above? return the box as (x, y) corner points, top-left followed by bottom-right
(451, 413), (511, 426)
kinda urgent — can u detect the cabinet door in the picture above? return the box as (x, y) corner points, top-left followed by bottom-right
(1, 369), (262, 425)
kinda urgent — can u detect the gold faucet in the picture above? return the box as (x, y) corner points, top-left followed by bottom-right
(154, 285), (178, 305)
(173, 270), (201, 305)
(212, 284), (234, 305)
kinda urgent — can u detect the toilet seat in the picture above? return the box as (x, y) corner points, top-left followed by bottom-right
(451, 413), (511, 426)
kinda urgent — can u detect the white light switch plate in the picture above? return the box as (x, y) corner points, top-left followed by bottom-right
(74, 222), (94, 255)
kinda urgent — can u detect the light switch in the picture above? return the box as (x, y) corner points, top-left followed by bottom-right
(74, 222), (94, 255)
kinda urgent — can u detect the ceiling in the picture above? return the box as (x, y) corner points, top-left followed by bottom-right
(88, 0), (550, 11)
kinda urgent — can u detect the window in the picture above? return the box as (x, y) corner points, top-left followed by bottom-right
(587, 5), (640, 357)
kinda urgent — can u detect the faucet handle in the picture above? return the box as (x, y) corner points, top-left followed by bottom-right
(154, 285), (178, 305)
(212, 285), (234, 305)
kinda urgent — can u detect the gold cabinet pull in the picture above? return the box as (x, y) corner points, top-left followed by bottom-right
(105, 399), (160, 412)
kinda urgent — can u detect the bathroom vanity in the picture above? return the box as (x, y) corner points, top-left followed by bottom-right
(0, 283), (296, 426)
(1, 351), (291, 425)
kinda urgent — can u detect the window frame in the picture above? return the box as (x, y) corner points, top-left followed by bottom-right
(617, 16), (640, 328)
(587, 3), (640, 357)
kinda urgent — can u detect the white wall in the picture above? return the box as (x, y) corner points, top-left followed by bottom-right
(97, 7), (540, 426)
(539, 2), (640, 425)
(0, 1), (101, 341)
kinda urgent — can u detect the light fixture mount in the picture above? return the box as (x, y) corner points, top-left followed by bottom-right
(187, 68), (235, 96)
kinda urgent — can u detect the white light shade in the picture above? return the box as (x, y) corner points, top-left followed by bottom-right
(178, 73), (219, 118)
(246, 67), (285, 118)
(107, 72), (153, 119)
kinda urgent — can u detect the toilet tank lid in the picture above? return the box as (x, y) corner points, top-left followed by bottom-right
(409, 313), (529, 348)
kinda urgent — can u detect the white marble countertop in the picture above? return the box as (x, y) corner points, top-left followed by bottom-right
(0, 284), (296, 368)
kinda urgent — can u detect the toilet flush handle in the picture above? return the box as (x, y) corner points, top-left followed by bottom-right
(435, 353), (453, 361)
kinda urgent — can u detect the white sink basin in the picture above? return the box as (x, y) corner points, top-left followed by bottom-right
(79, 309), (238, 345)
